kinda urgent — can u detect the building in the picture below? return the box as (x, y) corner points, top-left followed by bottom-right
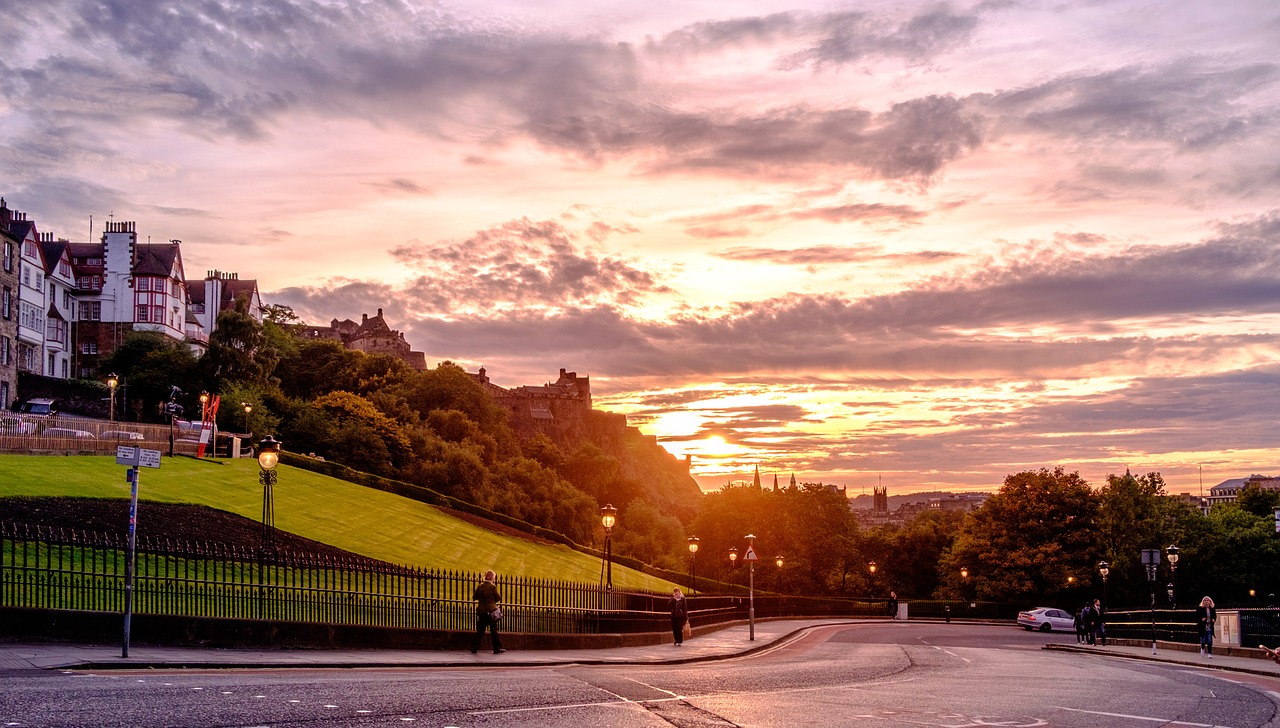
(0, 201), (20, 406)
(188, 270), (263, 349)
(38, 236), (76, 380)
(295, 308), (426, 370)
(10, 208), (46, 379)
(1207, 474), (1280, 507)
(471, 366), (616, 443)
(70, 222), (188, 378)
(928, 493), (990, 512)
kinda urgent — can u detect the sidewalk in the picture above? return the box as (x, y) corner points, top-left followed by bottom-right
(1044, 641), (1280, 678)
(5, 622), (1279, 676)
(0, 619), (846, 671)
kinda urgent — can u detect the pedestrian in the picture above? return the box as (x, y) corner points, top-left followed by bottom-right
(669, 587), (689, 646)
(1080, 602), (1096, 644)
(888, 591), (898, 619)
(1074, 604), (1087, 644)
(470, 570), (506, 655)
(1196, 595), (1216, 658)
(1092, 599), (1106, 646)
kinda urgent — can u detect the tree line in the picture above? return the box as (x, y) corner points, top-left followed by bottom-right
(102, 304), (1280, 606)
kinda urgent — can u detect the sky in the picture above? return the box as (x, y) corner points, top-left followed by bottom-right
(4, 0), (1280, 496)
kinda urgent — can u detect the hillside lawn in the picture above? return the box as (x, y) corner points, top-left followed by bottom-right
(0, 454), (675, 593)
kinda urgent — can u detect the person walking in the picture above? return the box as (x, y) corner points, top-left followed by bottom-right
(1074, 603), (1088, 644)
(1196, 596), (1216, 658)
(471, 570), (506, 654)
(888, 591), (899, 620)
(1091, 598), (1106, 646)
(669, 587), (689, 646)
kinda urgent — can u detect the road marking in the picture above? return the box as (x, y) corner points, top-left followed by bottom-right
(624, 676), (682, 698)
(471, 697), (684, 716)
(1055, 706), (1236, 727)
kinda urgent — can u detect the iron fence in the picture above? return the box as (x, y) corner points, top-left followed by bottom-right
(0, 523), (666, 635)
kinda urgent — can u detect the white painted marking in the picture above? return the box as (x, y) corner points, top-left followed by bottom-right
(220, 691), (233, 695)
(400, 719), (416, 722)
(254, 695), (266, 698)
(471, 697), (682, 716)
(1055, 706), (1233, 727)
(324, 704), (339, 709)
(288, 700), (301, 703)
(624, 677), (682, 698)
(192, 687), (203, 691)
(356, 710), (372, 714)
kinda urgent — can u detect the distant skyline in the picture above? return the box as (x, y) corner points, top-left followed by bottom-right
(4, 0), (1279, 495)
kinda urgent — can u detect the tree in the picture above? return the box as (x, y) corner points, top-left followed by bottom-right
(201, 302), (278, 386)
(102, 331), (199, 421)
(942, 468), (1098, 604)
(1237, 483), (1280, 518)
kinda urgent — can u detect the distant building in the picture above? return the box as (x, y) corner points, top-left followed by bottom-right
(295, 308), (426, 370)
(0, 202), (19, 406)
(470, 366), (624, 444)
(1207, 474), (1280, 506)
(928, 493), (990, 512)
(187, 270), (263, 349)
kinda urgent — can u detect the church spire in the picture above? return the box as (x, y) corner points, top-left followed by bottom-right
(753, 464), (762, 490)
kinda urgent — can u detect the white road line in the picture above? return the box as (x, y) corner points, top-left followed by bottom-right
(1054, 705), (1236, 727)
(624, 676), (683, 698)
(470, 697), (684, 716)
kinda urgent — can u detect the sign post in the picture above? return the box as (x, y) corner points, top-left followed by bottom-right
(116, 446), (161, 658)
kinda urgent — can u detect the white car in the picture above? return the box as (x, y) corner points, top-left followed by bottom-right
(1017, 607), (1076, 632)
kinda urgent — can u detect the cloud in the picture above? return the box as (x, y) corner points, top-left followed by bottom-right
(370, 178), (433, 196)
(713, 244), (960, 266)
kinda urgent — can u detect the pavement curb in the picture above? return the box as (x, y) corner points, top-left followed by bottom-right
(1043, 643), (1280, 678)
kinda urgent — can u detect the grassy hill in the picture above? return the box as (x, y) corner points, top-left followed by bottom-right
(0, 454), (675, 592)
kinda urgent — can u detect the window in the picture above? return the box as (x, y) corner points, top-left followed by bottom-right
(77, 276), (91, 289)
(81, 340), (99, 355)
(2, 241), (11, 272)
(61, 359), (68, 378)
(171, 280), (180, 296)
(136, 304), (149, 322)
(2, 286), (9, 319)
(0, 382), (7, 409)
(46, 318), (67, 346)
(136, 277), (151, 292)
(47, 353), (55, 376)
(78, 301), (101, 321)
(63, 290), (72, 309)
(35, 274), (43, 292)
(23, 241), (36, 259)
(0, 337), (9, 366)
(59, 260), (71, 277)
(22, 266), (29, 286)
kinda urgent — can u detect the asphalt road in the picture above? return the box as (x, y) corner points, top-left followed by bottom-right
(4, 623), (1280, 727)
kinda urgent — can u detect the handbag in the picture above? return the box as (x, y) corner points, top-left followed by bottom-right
(682, 620), (692, 640)
(489, 607), (502, 621)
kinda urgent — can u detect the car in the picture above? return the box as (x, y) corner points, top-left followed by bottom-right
(18, 398), (59, 417)
(0, 414), (37, 434)
(41, 427), (96, 439)
(101, 430), (145, 440)
(1017, 607), (1076, 632)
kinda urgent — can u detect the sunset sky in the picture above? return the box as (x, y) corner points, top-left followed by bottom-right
(5, 0), (1279, 495)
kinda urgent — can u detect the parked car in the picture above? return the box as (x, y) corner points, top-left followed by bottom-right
(101, 430), (145, 440)
(1017, 607), (1076, 632)
(0, 413), (37, 434)
(18, 398), (59, 417)
(41, 427), (96, 439)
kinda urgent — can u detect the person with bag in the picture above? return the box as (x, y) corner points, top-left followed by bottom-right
(669, 587), (689, 646)
(471, 570), (506, 654)
(1196, 596), (1216, 658)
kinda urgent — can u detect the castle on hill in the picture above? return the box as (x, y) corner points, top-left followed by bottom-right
(294, 308), (427, 370)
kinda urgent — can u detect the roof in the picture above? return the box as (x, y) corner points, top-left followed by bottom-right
(39, 239), (69, 277)
(133, 242), (181, 277)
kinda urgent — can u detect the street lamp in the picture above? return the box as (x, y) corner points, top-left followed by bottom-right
(1166, 544), (1179, 608)
(106, 373), (118, 422)
(242, 402), (252, 433)
(687, 536), (699, 595)
(1098, 560), (1110, 611)
(257, 435), (281, 555)
(775, 555), (784, 593)
(199, 391), (209, 421)
(960, 566), (969, 580)
(1141, 548), (1160, 654)
(600, 504), (617, 591)
(745, 534), (757, 641)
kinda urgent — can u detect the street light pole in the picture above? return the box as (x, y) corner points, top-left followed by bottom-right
(600, 504), (617, 591)
(775, 555), (784, 593)
(106, 373), (118, 422)
(687, 536), (699, 596)
(1166, 544), (1179, 608)
(1142, 548), (1159, 654)
(257, 436), (281, 555)
(745, 534), (756, 641)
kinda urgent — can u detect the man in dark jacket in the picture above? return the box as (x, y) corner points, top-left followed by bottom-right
(471, 570), (505, 654)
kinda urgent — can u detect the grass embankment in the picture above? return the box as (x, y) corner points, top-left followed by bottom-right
(0, 455), (674, 593)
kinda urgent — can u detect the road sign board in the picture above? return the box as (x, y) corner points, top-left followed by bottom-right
(137, 449), (162, 468)
(743, 545), (758, 561)
(115, 446), (138, 466)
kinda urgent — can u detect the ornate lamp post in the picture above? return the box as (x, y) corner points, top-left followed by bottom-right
(745, 534), (757, 641)
(775, 555), (784, 593)
(600, 504), (617, 591)
(199, 391), (209, 421)
(257, 436), (281, 554)
(1141, 548), (1160, 654)
(242, 402), (252, 434)
(1166, 544), (1179, 608)
(1098, 560), (1110, 611)
(687, 536), (699, 596)
(106, 373), (118, 422)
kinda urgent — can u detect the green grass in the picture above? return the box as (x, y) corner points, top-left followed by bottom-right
(0, 454), (675, 593)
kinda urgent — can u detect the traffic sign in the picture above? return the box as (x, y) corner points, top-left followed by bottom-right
(116, 447), (162, 468)
(743, 545), (758, 561)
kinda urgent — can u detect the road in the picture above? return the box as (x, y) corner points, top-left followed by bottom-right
(3, 623), (1279, 727)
